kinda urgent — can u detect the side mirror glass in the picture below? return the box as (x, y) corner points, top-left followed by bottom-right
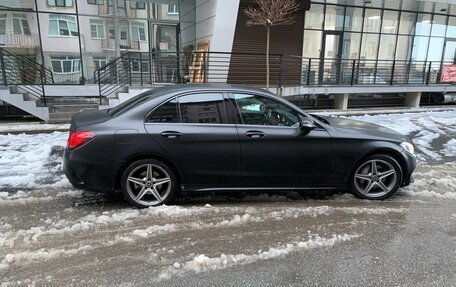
(299, 115), (316, 131)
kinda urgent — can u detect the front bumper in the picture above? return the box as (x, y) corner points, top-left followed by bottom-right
(401, 150), (417, 187)
(63, 148), (123, 193)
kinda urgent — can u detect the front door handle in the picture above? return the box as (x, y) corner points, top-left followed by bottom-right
(161, 131), (181, 139)
(245, 130), (264, 138)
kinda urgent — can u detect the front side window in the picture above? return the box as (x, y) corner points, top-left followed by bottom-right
(90, 20), (105, 39)
(48, 0), (73, 7)
(234, 94), (300, 127)
(49, 15), (78, 37)
(131, 22), (146, 41)
(51, 56), (81, 73)
(13, 14), (31, 35)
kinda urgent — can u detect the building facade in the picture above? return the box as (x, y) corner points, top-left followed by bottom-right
(0, 0), (179, 84)
(0, 0), (455, 120)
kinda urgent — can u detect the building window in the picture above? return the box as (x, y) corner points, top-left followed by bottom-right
(131, 22), (146, 41)
(167, 4), (179, 15)
(51, 56), (81, 74)
(13, 14), (31, 35)
(93, 57), (107, 70)
(120, 24), (128, 40)
(49, 15), (78, 37)
(0, 15), (6, 35)
(87, 0), (104, 4)
(130, 1), (145, 9)
(90, 20), (105, 39)
(48, 0), (73, 7)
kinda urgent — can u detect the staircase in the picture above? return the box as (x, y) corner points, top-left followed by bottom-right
(99, 87), (158, 110)
(0, 87), (49, 121)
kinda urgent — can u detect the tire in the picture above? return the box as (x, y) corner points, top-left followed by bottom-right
(121, 159), (177, 208)
(349, 154), (403, 200)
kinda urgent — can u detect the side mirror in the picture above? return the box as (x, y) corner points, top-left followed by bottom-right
(299, 115), (317, 132)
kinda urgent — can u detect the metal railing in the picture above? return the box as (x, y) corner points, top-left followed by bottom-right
(96, 52), (131, 103)
(94, 51), (454, 99)
(0, 47), (54, 106)
(0, 33), (40, 48)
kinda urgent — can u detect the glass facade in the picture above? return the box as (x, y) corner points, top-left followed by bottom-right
(0, 0), (179, 84)
(302, 0), (456, 85)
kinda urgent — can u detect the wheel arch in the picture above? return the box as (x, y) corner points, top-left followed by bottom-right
(349, 147), (407, 185)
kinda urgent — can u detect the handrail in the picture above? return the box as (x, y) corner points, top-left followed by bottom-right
(0, 47), (54, 106)
(94, 51), (455, 98)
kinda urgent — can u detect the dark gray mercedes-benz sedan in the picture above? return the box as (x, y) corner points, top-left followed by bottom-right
(63, 84), (416, 208)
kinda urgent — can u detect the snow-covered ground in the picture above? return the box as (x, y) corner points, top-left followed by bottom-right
(0, 110), (455, 286)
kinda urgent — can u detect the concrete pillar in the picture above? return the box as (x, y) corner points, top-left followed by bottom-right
(405, 92), (421, 108)
(334, 93), (349, 110)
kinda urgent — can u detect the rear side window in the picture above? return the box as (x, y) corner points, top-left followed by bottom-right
(148, 99), (179, 123)
(179, 93), (226, 124)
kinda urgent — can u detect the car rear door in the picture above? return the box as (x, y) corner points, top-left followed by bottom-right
(144, 92), (240, 190)
(229, 92), (333, 188)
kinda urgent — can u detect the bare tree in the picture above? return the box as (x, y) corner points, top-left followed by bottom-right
(245, 0), (301, 88)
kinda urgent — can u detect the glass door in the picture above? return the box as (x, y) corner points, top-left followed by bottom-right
(320, 31), (343, 84)
(150, 24), (179, 83)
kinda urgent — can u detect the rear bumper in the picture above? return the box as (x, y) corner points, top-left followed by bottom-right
(63, 148), (122, 193)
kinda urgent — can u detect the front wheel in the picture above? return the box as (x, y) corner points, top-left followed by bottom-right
(121, 159), (177, 208)
(350, 154), (403, 200)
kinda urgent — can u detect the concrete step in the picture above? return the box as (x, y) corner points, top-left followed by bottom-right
(45, 97), (103, 105)
(49, 104), (99, 113)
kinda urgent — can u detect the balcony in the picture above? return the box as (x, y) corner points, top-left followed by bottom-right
(101, 38), (140, 51)
(0, 33), (40, 48)
(97, 1), (137, 17)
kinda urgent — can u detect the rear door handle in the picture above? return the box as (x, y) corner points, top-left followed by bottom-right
(161, 131), (181, 139)
(245, 130), (264, 138)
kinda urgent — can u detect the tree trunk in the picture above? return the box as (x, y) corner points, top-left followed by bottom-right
(266, 25), (270, 89)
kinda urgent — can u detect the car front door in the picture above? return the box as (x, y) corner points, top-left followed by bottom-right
(230, 92), (332, 188)
(144, 92), (240, 190)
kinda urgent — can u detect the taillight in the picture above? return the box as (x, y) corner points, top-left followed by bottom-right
(67, 131), (96, 149)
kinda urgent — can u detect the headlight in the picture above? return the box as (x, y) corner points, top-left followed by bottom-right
(401, 142), (415, 155)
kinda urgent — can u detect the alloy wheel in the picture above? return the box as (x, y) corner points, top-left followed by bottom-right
(353, 159), (398, 198)
(125, 163), (172, 206)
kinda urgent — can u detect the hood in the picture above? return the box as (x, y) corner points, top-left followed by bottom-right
(316, 115), (408, 142)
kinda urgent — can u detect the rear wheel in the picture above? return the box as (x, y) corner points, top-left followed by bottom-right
(350, 154), (402, 200)
(121, 159), (177, 208)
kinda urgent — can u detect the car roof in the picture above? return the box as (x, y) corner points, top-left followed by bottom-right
(147, 84), (274, 97)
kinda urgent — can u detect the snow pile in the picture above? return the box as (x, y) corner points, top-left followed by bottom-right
(401, 163), (456, 199)
(214, 214), (261, 227)
(0, 132), (69, 189)
(443, 139), (456, 157)
(127, 224), (177, 239)
(336, 207), (405, 215)
(0, 245), (93, 269)
(0, 123), (69, 133)
(157, 234), (359, 281)
(347, 110), (456, 162)
(0, 205), (215, 247)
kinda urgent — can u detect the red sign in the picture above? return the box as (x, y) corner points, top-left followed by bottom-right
(440, 64), (456, 83)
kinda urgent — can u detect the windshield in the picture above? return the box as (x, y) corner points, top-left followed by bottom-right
(107, 92), (153, 117)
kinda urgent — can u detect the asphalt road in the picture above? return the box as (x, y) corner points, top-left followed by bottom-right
(1, 163), (455, 287)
